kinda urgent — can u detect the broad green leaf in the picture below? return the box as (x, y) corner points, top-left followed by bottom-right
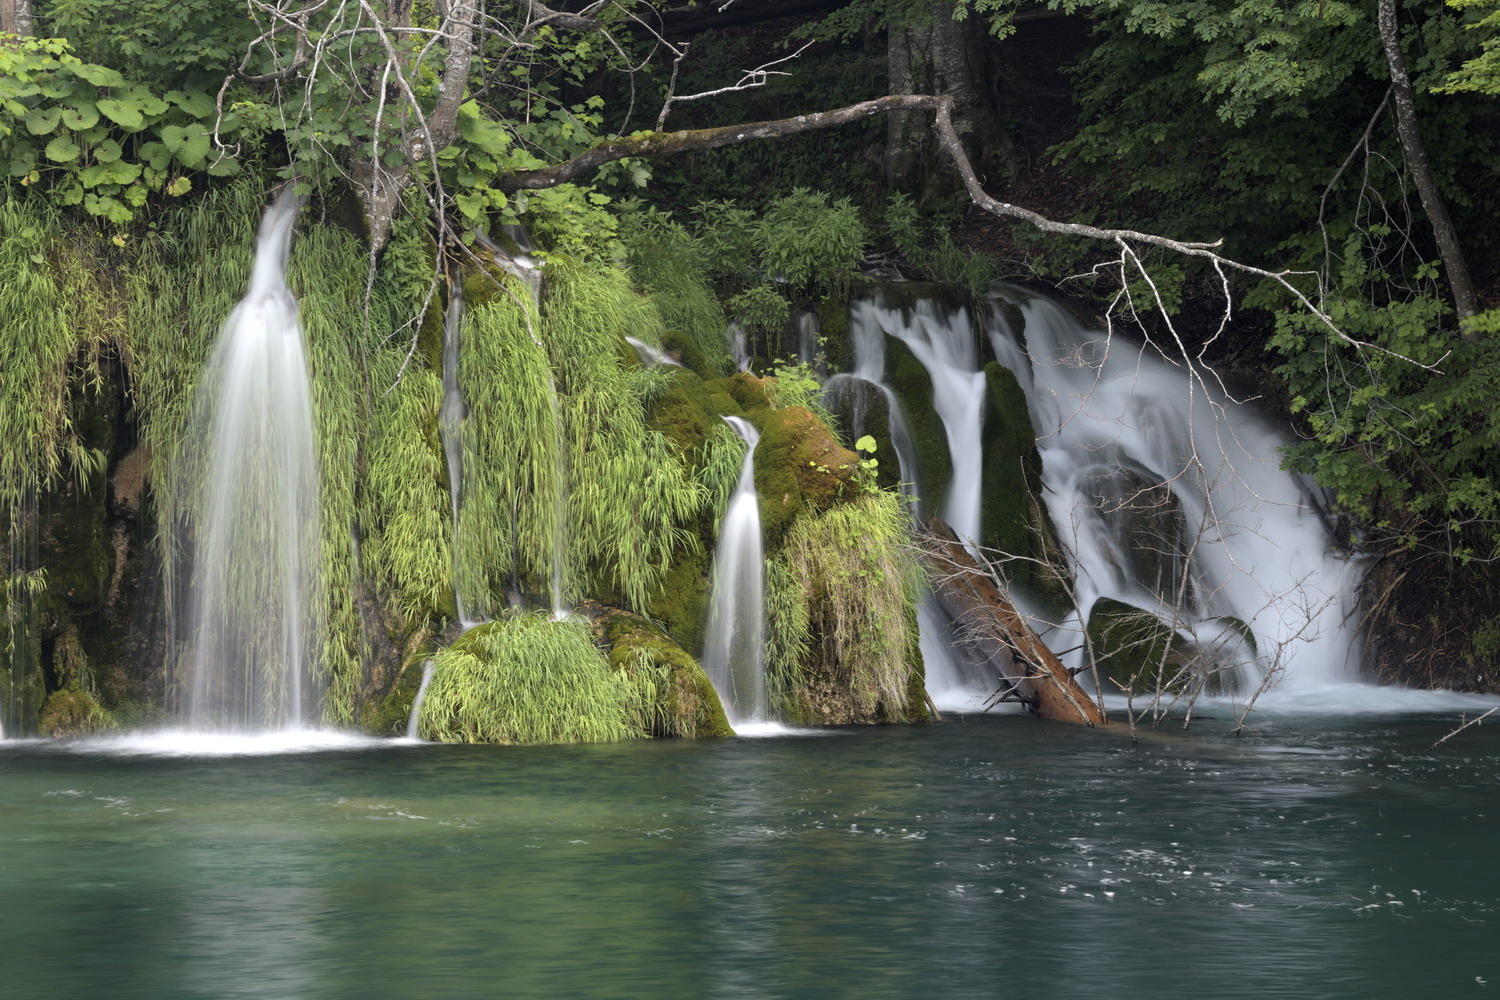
(44, 134), (81, 162)
(138, 141), (170, 171)
(93, 138), (123, 163)
(96, 99), (145, 130)
(68, 63), (125, 88)
(24, 107), (61, 135)
(60, 103), (100, 130)
(166, 176), (191, 196)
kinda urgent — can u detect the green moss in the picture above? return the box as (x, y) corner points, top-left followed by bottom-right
(647, 370), (728, 463)
(752, 405), (861, 545)
(38, 686), (114, 737)
(646, 541), (712, 655)
(884, 336), (952, 509)
(417, 614), (644, 745)
(598, 610), (732, 738)
(1085, 597), (1190, 695)
(767, 492), (926, 725)
(980, 361), (1070, 615)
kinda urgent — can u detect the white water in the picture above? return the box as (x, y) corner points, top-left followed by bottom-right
(796, 311), (819, 366)
(988, 291), (1361, 694)
(703, 416), (768, 725)
(729, 323), (751, 373)
(439, 288), (483, 627)
(838, 296), (992, 701)
(178, 190), (322, 731)
(405, 660), (436, 740)
(626, 336), (684, 369)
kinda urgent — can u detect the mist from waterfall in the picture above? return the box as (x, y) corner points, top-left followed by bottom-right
(703, 416), (768, 724)
(178, 190), (322, 731)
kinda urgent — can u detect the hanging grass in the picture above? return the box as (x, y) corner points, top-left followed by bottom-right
(540, 259), (705, 611)
(770, 491), (923, 722)
(455, 274), (563, 615)
(417, 613), (644, 744)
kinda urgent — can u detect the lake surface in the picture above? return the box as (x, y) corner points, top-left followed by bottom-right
(2, 709), (1498, 998)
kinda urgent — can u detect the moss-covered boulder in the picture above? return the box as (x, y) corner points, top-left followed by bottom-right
(980, 361), (1070, 614)
(38, 686), (114, 737)
(884, 336), (952, 510)
(768, 493), (928, 725)
(645, 541), (712, 656)
(752, 405), (861, 544)
(598, 610), (732, 738)
(1085, 597), (1192, 695)
(415, 614), (645, 745)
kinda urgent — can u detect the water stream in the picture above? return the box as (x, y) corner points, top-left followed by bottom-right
(702, 416), (767, 724)
(177, 190), (322, 731)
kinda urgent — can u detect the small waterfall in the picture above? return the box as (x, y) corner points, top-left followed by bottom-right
(439, 287), (480, 626)
(729, 324), (751, 373)
(796, 311), (819, 366)
(703, 416), (768, 724)
(626, 336), (684, 369)
(851, 297), (988, 546)
(179, 190), (322, 731)
(988, 291), (1360, 692)
(405, 660), (436, 740)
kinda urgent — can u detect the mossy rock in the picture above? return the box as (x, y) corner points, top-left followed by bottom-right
(598, 610), (732, 739)
(752, 405), (860, 545)
(1085, 597), (1192, 695)
(1080, 464), (1190, 605)
(980, 361), (1070, 615)
(413, 286), (448, 376)
(814, 291), (853, 373)
(823, 377), (905, 495)
(646, 541), (712, 656)
(647, 369), (736, 464)
(883, 336), (951, 510)
(38, 686), (114, 738)
(716, 372), (774, 420)
(660, 327), (721, 377)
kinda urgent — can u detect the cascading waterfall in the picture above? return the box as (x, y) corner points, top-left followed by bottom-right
(439, 287), (481, 627)
(702, 416), (768, 724)
(987, 291), (1360, 693)
(828, 297), (990, 704)
(405, 660), (436, 740)
(178, 190), (323, 731)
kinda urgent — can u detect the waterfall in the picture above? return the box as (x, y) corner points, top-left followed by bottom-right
(729, 324), (751, 373)
(796, 311), (819, 366)
(834, 296), (993, 705)
(702, 416), (768, 724)
(179, 190), (322, 731)
(405, 660), (436, 740)
(439, 287), (481, 627)
(988, 292), (1360, 692)
(626, 336), (684, 369)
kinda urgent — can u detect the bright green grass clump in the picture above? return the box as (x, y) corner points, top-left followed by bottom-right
(417, 613), (644, 744)
(540, 260), (705, 610)
(770, 491), (923, 721)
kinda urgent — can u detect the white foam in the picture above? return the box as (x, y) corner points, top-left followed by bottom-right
(1102, 683), (1500, 718)
(40, 729), (396, 757)
(731, 722), (837, 738)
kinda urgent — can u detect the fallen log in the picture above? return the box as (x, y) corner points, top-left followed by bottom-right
(922, 519), (1107, 727)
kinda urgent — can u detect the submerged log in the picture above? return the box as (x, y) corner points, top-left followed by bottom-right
(922, 519), (1107, 727)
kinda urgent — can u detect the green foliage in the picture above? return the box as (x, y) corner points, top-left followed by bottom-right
(1440, 0), (1500, 94)
(617, 207), (729, 375)
(1268, 239), (1500, 558)
(42, 0), (255, 88)
(768, 491), (923, 722)
(758, 188), (868, 297)
(0, 37), (242, 224)
(728, 285), (789, 339)
(417, 614), (644, 744)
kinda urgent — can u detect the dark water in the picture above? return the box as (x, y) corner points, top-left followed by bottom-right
(2, 712), (1497, 999)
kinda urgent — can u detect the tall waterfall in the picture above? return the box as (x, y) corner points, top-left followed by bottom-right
(178, 190), (323, 730)
(703, 416), (768, 724)
(439, 287), (480, 627)
(988, 292), (1359, 691)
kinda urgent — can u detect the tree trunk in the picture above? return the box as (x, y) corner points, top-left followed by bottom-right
(1, 0), (34, 35)
(1377, 0), (1480, 333)
(923, 520), (1107, 726)
(886, 3), (1015, 193)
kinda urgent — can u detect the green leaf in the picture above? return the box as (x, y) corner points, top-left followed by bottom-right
(68, 63), (125, 88)
(60, 103), (100, 130)
(138, 140), (170, 171)
(165, 90), (214, 118)
(159, 123), (210, 167)
(44, 134), (81, 163)
(24, 107), (61, 135)
(854, 435), (877, 453)
(93, 138), (123, 163)
(166, 175), (191, 197)
(96, 98), (145, 130)
(205, 155), (240, 177)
